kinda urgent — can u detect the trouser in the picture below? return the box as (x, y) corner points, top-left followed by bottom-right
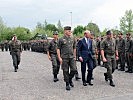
(118, 52), (125, 70)
(104, 55), (116, 80)
(74, 61), (79, 78)
(126, 52), (132, 71)
(62, 58), (76, 82)
(11, 52), (21, 69)
(97, 51), (101, 65)
(51, 54), (60, 75)
(81, 56), (93, 82)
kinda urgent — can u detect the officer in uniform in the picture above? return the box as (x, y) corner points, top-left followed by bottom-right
(125, 33), (132, 73)
(117, 32), (125, 71)
(47, 31), (60, 82)
(57, 26), (77, 91)
(101, 30), (118, 87)
(9, 34), (22, 72)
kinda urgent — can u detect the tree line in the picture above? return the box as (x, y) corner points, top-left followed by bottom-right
(0, 9), (133, 41)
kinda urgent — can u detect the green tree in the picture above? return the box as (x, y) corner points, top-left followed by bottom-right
(85, 22), (100, 36)
(45, 24), (58, 32)
(73, 25), (85, 36)
(12, 27), (32, 40)
(120, 9), (133, 34)
(57, 20), (63, 33)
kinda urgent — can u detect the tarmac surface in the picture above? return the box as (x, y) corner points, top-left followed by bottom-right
(0, 51), (133, 100)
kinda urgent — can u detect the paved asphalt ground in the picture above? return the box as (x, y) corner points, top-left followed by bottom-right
(0, 51), (133, 100)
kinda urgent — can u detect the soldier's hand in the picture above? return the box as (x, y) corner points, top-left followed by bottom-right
(48, 56), (51, 61)
(59, 57), (63, 65)
(116, 56), (119, 60)
(102, 57), (107, 62)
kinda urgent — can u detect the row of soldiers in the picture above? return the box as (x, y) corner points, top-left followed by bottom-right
(0, 40), (35, 52)
(94, 32), (133, 73)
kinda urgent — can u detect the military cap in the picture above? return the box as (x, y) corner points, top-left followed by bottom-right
(53, 31), (58, 35)
(64, 26), (71, 30)
(126, 32), (131, 36)
(106, 30), (113, 35)
(118, 32), (123, 35)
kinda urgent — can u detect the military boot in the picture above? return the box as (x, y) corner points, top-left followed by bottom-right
(53, 74), (59, 82)
(104, 73), (108, 81)
(66, 82), (70, 91)
(69, 79), (74, 87)
(14, 68), (17, 72)
(109, 79), (115, 87)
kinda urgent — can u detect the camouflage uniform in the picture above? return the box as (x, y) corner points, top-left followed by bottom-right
(9, 39), (22, 72)
(57, 35), (77, 83)
(101, 31), (118, 87)
(101, 38), (117, 80)
(47, 39), (60, 81)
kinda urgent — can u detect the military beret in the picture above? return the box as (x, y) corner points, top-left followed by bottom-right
(64, 26), (71, 30)
(106, 30), (113, 35)
(53, 31), (58, 35)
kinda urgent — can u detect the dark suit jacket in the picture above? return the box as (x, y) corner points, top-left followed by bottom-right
(78, 38), (94, 60)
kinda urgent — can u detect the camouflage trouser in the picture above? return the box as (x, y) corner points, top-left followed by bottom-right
(104, 55), (116, 80)
(118, 52), (125, 70)
(62, 58), (76, 82)
(11, 51), (21, 69)
(51, 54), (60, 75)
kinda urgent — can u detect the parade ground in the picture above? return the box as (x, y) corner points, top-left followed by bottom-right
(0, 51), (133, 100)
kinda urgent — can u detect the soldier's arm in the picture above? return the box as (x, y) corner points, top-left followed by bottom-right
(57, 39), (62, 64)
(47, 51), (51, 60)
(100, 40), (107, 62)
(47, 42), (51, 60)
(73, 37), (77, 59)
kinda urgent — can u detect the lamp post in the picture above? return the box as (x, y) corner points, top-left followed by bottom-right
(70, 12), (72, 28)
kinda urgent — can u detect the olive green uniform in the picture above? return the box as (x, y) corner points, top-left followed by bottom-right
(57, 35), (77, 83)
(47, 39), (60, 75)
(117, 38), (125, 70)
(101, 38), (117, 80)
(125, 38), (133, 72)
(9, 40), (22, 70)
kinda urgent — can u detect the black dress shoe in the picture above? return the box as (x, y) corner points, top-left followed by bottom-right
(83, 82), (87, 86)
(88, 82), (93, 86)
(14, 69), (17, 72)
(53, 78), (59, 82)
(66, 85), (70, 90)
(125, 70), (129, 73)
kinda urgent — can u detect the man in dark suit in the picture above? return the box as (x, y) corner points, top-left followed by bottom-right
(78, 30), (94, 86)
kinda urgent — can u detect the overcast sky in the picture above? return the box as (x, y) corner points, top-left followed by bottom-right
(0, 0), (133, 31)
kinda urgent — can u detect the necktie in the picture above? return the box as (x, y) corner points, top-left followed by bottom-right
(87, 39), (90, 49)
